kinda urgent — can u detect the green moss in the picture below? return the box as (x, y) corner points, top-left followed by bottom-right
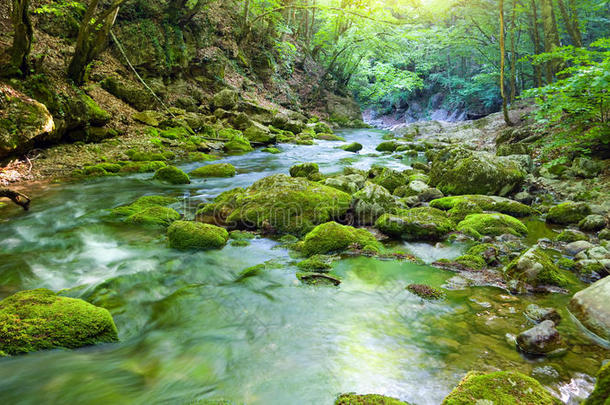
(188, 152), (220, 161)
(289, 163), (320, 180)
(376, 141), (398, 152)
(296, 272), (341, 286)
(153, 166), (190, 184)
(313, 122), (333, 134)
(335, 393), (409, 404)
(80, 93), (111, 125)
(430, 195), (536, 217)
(556, 229), (588, 242)
(341, 142), (363, 152)
(406, 284), (444, 300)
(190, 163), (236, 178)
(555, 257), (576, 270)
(167, 221), (229, 250)
(546, 202), (592, 225)
(0, 289), (118, 355)
(301, 222), (381, 256)
(297, 254), (334, 271)
(120, 161), (167, 173)
(371, 168), (406, 193)
(221, 174), (352, 236)
(124, 206), (181, 227)
(456, 213), (527, 239)
(375, 207), (454, 241)
(585, 363), (610, 405)
(466, 243), (499, 264)
(159, 126), (191, 140)
(448, 200), (483, 222)
(442, 371), (560, 405)
(126, 149), (169, 162)
(229, 230), (256, 240)
(224, 139), (253, 153)
(504, 248), (571, 288)
(262, 147), (281, 154)
(317, 133), (345, 141)
(110, 195), (179, 218)
(455, 254), (487, 270)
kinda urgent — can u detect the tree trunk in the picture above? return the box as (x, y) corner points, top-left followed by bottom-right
(557, 0), (582, 47)
(0, 188), (31, 210)
(9, 0), (33, 76)
(540, 0), (561, 81)
(499, 0), (512, 126)
(509, 0), (517, 102)
(528, 0), (544, 87)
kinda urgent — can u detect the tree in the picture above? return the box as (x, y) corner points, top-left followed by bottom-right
(499, 0), (512, 125)
(67, 0), (127, 85)
(539, 0), (561, 80)
(556, 0), (582, 47)
(6, 0), (33, 77)
(0, 188), (31, 210)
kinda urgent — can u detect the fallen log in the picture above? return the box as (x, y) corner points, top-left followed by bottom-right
(0, 188), (31, 210)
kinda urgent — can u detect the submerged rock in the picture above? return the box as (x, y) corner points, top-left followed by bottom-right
(406, 284), (444, 300)
(516, 320), (566, 355)
(569, 276), (610, 341)
(296, 272), (341, 286)
(0, 289), (118, 355)
(375, 207), (454, 241)
(335, 393), (409, 404)
(301, 221), (380, 256)
(525, 304), (561, 325)
(167, 221), (229, 250)
(441, 371), (559, 404)
(504, 247), (571, 288)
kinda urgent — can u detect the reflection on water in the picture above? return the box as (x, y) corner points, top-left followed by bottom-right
(0, 129), (607, 404)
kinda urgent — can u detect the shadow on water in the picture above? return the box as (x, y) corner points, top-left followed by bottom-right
(0, 129), (607, 404)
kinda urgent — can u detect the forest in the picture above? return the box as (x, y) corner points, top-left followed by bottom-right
(0, 0), (609, 404)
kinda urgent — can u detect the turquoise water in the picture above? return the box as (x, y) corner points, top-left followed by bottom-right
(0, 129), (607, 404)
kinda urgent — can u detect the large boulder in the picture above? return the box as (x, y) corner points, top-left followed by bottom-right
(429, 146), (526, 196)
(375, 207), (454, 241)
(0, 84), (55, 158)
(504, 248), (570, 288)
(569, 276), (610, 341)
(301, 221), (381, 256)
(456, 213), (527, 239)
(324, 174), (366, 194)
(212, 89), (238, 110)
(167, 221), (229, 250)
(196, 174), (351, 235)
(430, 195), (536, 217)
(442, 371), (559, 404)
(516, 320), (566, 355)
(0, 289), (118, 355)
(371, 168), (406, 193)
(190, 163), (236, 178)
(546, 202), (591, 225)
(352, 182), (401, 225)
(101, 75), (155, 111)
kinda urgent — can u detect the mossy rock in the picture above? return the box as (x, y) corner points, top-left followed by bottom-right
(289, 163), (320, 180)
(190, 163), (236, 178)
(200, 174), (351, 236)
(375, 207), (454, 241)
(324, 173), (367, 194)
(430, 195), (536, 217)
(133, 110), (164, 126)
(371, 168), (406, 194)
(341, 142), (363, 152)
(335, 393), (409, 404)
(212, 89), (238, 110)
(406, 284), (444, 300)
(297, 254), (334, 271)
(188, 152), (220, 161)
(352, 182), (401, 225)
(120, 161), (167, 173)
(101, 76), (155, 111)
(153, 166), (190, 184)
(262, 147), (281, 154)
(224, 139), (253, 153)
(296, 272), (341, 286)
(376, 141), (399, 152)
(584, 362), (610, 405)
(504, 248), (571, 288)
(441, 371), (560, 404)
(456, 213), (527, 239)
(244, 125), (275, 144)
(301, 221), (381, 256)
(0, 289), (118, 355)
(124, 206), (181, 228)
(126, 149), (169, 162)
(313, 122), (333, 134)
(111, 195), (179, 218)
(556, 229), (588, 243)
(546, 202), (592, 225)
(317, 133), (345, 141)
(447, 200), (484, 222)
(466, 243), (499, 265)
(455, 254), (487, 270)
(429, 146), (526, 196)
(167, 221), (229, 250)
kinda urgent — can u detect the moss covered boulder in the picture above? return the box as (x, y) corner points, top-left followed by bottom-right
(124, 206), (181, 227)
(375, 207), (454, 241)
(352, 182), (401, 225)
(289, 163), (321, 181)
(456, 213), (527, 239)
(212, 89), (238, 110)
(0, 289), (118, 355)
(585, 363), (610, 405)
(153, 166), (191, 184)
(430, 195), (536, 217)
(197, 174), (351, 235)
(504, 248), (570, 288)
(371, 168), (406, 194)
(301, 221), (381, 256)
(335, 393), (410, 404)
(0, 84), (55, 158)
(111, 195), (179, 217)
(324, 173), (367, 194)
(429, 146), (526, 196)
(546, 202), (592, 225)
(341, 142), (363, 152)
(167, 221), (229, 250)
(442, 371), (560, 404)
(569, 276), (610, 341)
(190, 163), (236, 178)
(376, 141), (399, 152)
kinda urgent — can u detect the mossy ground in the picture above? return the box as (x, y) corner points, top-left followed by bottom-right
(0, 289), (118, 355)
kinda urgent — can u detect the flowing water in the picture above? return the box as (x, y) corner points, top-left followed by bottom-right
(0, 129), (607, 404)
